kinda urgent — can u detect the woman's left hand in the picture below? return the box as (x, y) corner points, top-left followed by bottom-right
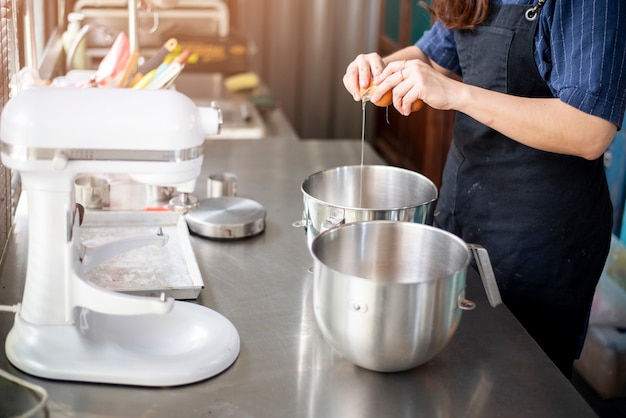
(372, 58), (460, 115)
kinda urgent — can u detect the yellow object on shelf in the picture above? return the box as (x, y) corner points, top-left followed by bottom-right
(224, 72), (260, 92)
(131, 69), (157, 89)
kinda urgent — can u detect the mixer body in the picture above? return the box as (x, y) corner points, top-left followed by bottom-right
(0, 87), (239, 386)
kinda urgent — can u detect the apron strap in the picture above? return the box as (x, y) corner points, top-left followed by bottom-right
(525, 0), (547, 21)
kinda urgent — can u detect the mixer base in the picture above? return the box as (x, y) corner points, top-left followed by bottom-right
(5, 301), (240, 386)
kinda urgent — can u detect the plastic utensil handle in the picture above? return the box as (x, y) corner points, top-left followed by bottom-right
(138, 37), (178, 74)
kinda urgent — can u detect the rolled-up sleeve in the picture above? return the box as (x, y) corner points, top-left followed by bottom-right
(537, 0), (626, 127)
(415, 20), (462, 77)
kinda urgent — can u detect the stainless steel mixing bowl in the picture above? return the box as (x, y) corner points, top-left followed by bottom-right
(295, 165), (438, 247)
(310, 220), (501, 372)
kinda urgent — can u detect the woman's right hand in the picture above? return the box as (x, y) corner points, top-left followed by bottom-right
(342, 53), (387, 101)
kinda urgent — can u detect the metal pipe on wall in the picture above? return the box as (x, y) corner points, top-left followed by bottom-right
(23, 0), (58, 72)
(58, 0), (66, 28)
(128, 0), (139, 52)
(22, 0), (38, 68)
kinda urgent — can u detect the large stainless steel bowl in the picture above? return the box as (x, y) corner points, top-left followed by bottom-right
(296, 165), (438, 247)
(311, 221), (501, 372)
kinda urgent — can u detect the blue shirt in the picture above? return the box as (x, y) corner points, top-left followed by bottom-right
(416, 0), (626, 128)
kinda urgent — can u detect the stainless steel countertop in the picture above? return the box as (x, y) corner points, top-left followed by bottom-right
(0, 139), (596, 417)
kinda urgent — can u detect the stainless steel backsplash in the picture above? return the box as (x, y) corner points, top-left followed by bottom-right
(233, 0), (380, 139)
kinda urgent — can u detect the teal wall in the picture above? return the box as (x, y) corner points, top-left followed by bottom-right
(411, 1), (432, 43)
(383, 0), (402, 42)
(383, 0), (432, 44)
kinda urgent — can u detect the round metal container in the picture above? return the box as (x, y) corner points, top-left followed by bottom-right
(297, 165), (437, 247)
(185, 197), (265, 239)
(207, 172), (238, 198)
(74, 175), (110, 209)
(311, 221), (474, 372)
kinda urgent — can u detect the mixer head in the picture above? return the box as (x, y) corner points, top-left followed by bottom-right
(0, 87), (217, 191)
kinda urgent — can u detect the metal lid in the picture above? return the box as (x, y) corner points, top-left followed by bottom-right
(185, 197), (266, 239)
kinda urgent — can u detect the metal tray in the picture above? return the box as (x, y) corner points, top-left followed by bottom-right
(80, 210), (204, 300)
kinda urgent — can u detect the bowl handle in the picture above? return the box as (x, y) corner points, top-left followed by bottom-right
(458, 296), (476, 311)
(321, 207), (346, 232)
(467, 244), (503, 308)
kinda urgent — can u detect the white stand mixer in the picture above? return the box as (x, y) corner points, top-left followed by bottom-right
(0, 87), (240, 386)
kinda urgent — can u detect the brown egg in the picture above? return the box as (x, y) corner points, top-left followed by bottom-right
(360, 83), (424, 112)
(360, 84), (393, 107)
(410, 99), (424, 112)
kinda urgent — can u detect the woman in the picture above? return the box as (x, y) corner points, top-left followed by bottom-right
(343, 0), (626, 377)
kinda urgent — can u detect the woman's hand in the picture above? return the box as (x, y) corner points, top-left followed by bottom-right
(374, 58), (460, 115)
(342, 52), (387, 101)
(343, 46), (458, 114)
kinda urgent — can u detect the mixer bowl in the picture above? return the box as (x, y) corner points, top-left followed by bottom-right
(297, 165), (438, 247)
(311, 221), (480, 372)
